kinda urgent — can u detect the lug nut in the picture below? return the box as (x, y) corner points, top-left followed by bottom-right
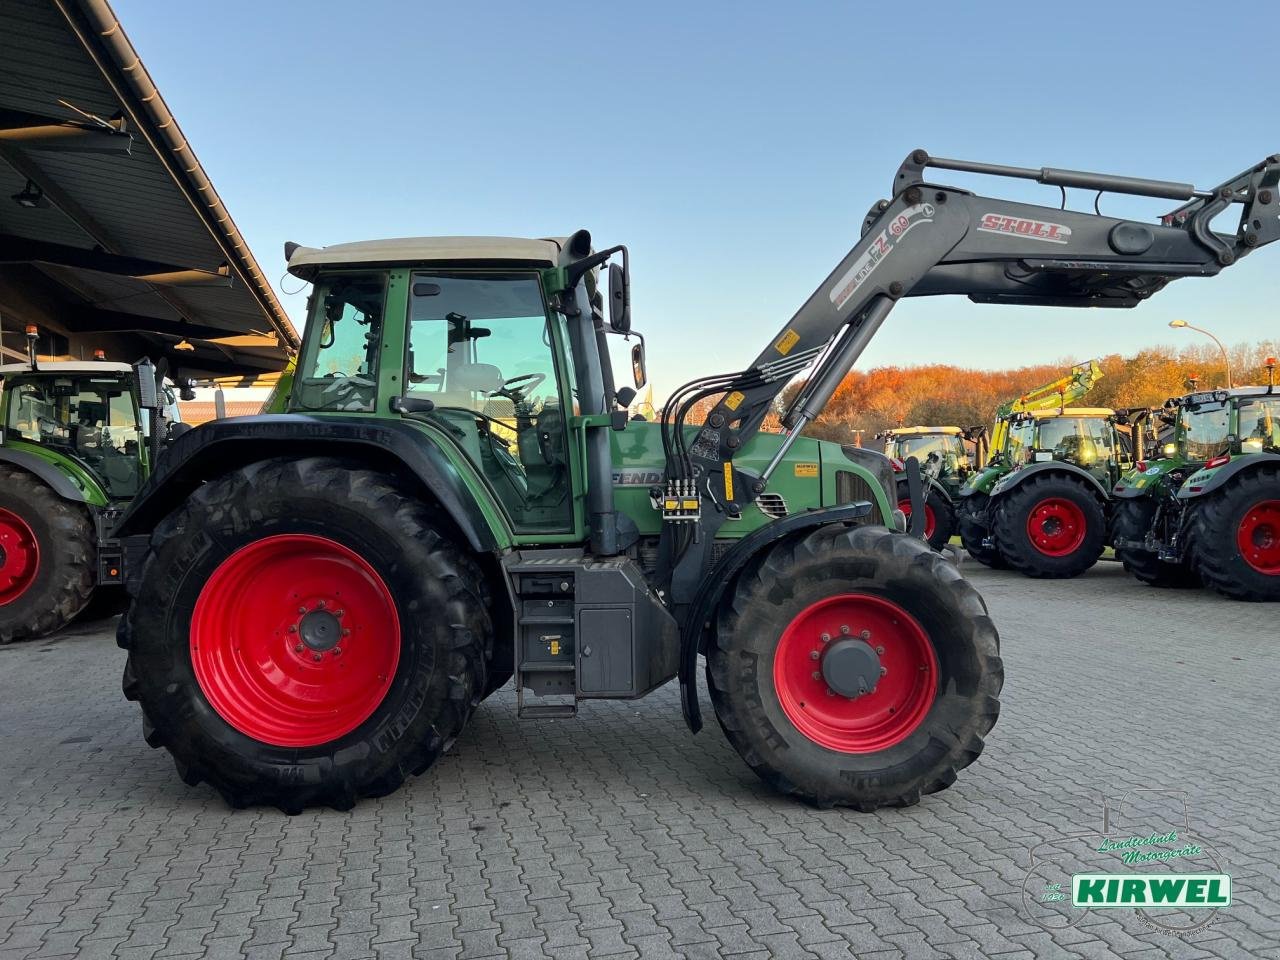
(334, 609), (344, 618)
(332, 648), (342, 657)
(880, 667), (887, 676)
(312, 653), (323, 662)
(342, 628), (351, 637)
(839, 624), (851, 636)
(860, 629), (871, 640)
(811, 671), (821, 680)
(294, 643), (304, 653)
(298, 606), (307, 615)
(317, 600), (326, 609)
(820, 633), (831, 643)
(287, 625), (297, 633)
(809, 650), (820, 661)
(875, 645), (885, 655)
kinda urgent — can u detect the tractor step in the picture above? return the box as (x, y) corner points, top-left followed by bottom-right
(517, 703), (577, 720)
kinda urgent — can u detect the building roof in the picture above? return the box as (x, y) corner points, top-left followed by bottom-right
(286, 236), (568, 281)
(0, 359), (131, 376)
(0, 0), (298, 376)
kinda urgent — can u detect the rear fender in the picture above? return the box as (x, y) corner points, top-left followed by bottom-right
(989, 461), (1109, 502)
(114, 414), (501, 553)
(679, 502), (871, 733)
(1176, 452), (1280, 499)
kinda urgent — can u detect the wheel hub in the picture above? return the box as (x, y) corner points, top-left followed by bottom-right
(1237, 500), (1280, 575)
(1026, 497), (1087, 557)
(820, 638), (882, 700)
(0, 507), (40, 607)
(298, 608), (342, 651)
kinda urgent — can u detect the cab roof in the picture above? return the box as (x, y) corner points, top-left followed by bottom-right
(1024, 407), (1116, 418)
(0, 361), (133, 377)
(285, 236), (569, 281)
(889, 426), (963, 436)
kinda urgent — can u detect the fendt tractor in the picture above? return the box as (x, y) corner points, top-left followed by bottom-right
(957, 360), (1104, 568)
(879, 425), (983, 549)
(113, 150), (1279, 812)
(0, 326), (191, 641)
(1113, 362), (1280, 600)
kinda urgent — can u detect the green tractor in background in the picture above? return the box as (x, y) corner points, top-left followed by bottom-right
(957, 360), (1104, 568)
(879, 425), (984, 550)
(1113, 361), (1280, 600)
(0, 327), (192, 641)
(963, 406), (1151, 578)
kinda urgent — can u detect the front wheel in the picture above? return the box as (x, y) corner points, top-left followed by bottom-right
(707, 524), (1002, 810)
(1189, 466), (1280, 601)
(896, 480), (955, 552)
(993, 475), (1105, 579)
(119, 457), (492, 811)
(1111, 498), (1198, 588)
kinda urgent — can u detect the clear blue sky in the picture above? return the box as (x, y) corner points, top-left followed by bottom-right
(116, 0), (1276, 395)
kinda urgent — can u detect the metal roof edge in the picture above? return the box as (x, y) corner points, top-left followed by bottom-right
(53, 0), (300, 353)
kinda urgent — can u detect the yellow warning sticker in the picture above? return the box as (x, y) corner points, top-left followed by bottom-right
(549, 639), (561, 656)
(775, 329), (800, 355)
(724, 391), (745, 411)
(723, 462), (735, 501)
(794, 462), (819, 477)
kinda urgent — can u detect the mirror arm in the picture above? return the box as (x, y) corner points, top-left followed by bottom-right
(563, 244), (626, 291)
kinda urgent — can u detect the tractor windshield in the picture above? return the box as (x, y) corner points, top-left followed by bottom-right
(1008, 417), (1113, 468)
(893, 434), (967, 478)
(1239, 397), (1280, 453)
(1177, 402), (1231, 460)
(3, 374), (144, 497)
(404, 273), (572, 533)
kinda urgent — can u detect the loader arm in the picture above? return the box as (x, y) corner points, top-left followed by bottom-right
(663, 149), (1280, 603)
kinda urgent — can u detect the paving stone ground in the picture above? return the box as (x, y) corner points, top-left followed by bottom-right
(0, 559), (1276, 959)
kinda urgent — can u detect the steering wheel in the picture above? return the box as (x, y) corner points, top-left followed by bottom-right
(489, 372), (545, 399)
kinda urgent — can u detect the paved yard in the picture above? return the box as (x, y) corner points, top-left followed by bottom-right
(0, 560), (1276, 959)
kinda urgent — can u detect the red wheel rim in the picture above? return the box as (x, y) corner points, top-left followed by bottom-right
(1237, 500), (1280, 574)
(773, 594), (938, 753)
(190, 534), (400, 747)
(0, 507), (39, 606)
(1026, 497), (1087, 557)
(898, 498), (937, 540)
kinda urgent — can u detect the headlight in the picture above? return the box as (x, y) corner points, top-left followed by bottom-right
(1163, 442), (1177, 457)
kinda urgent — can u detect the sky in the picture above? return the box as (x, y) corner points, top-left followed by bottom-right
(114, 0), (1276, 397)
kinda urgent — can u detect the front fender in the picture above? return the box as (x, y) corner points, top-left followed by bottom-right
(678, 502), (871, 734)
(989, 460), (1110, 502)
(959, 464), (1007, 498)
(114, 414), (501, 552)
(1177, 452), (1280, 499)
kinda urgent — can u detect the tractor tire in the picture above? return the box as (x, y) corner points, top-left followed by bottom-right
(118, 457), (492, 811)
(993, 475), (1105, 579)
(957, 494), (1005, 568)
(896, 479), (955, 552)
(0, 466), (95, 643)
(1111, 499), (1199, 589)
(706, 524), (1002, 810)
(1189, 466), (1280, 601)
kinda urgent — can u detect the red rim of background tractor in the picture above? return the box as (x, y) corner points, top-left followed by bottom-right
(1237, 499), (1280, 575)
(897, 498), (937, 541)
(772, 593), (938, 753)
(0, 507), (40, 607)
(190, 534), (401, 747)
(1025, 497), (1087, 557)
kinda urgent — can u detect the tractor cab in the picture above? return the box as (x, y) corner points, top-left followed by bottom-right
(0, 361), (151, 498)
(1004, 408), (1129, 488)
(880, 426), (971, 483)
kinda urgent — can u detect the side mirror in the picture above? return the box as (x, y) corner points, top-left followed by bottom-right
(630, 339), (647, 389)
(608, 262), (631, 333)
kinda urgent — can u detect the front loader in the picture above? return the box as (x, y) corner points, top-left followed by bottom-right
(114, 149), (1279, 812)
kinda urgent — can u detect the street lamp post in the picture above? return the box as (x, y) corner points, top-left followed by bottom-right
(1169, 319), (1233, 387)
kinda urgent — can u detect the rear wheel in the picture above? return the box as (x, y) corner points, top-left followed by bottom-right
(957, 493), (1005, 568)
(1111, 498), (1198, 588)
(1190, 467), (1280, 601)
(993, 475), (1105, 579)
(707, 524), (1002, 810)
(119, 457), (491, 811)
(0, 466), (95, 643)
(896, 480), (955, 552)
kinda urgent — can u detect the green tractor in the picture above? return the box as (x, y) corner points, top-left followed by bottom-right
(878, 425), (983, 550)
(960, 406), (1152, 578)
(1113, 366), (1280, 600)
(0, 330), (191, 641)
(113, 150), (1278, 811)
